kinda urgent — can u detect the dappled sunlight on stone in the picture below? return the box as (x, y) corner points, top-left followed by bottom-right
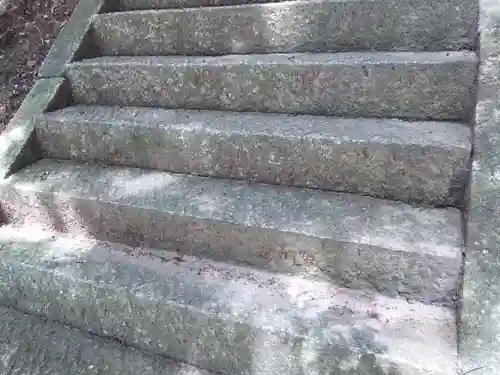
(0, 305), (215, 374)
(108, 169), (180, 200)
(0, 224), (96, 261)
(0, 158), (464, 306)
(0, 0), (480, 370)
(0, 223), (56, 243)
(0, 124), (27, 153)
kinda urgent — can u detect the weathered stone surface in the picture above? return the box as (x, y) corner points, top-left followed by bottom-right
(459, 0), (500, 374)
(0, 78), (66, 180)
(93, 0), (478, 56)
(115, 0), (476, 36)
(118, 0), (292, 9)
(38, 0), (105, 78)
(0, 305), (214, 375)
(39, 105), (472, 206)
(65, 52), (478, 121)
(0, 159), (463, 304)
(0, 225), (458, 375)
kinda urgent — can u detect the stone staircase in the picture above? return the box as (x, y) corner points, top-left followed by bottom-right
(0, 0), (479, 374)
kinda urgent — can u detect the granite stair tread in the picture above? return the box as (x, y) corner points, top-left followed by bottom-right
(39, 105), (472, 205)
(0, 224), (458, 375)
(0, 305), (214, 375)
(0, 158), (463, 305)
(64, 51), (478, 121)
(91, 0), (477, 56)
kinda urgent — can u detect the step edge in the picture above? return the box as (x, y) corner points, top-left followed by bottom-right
(66, 51), (479, 67)
(0, 225), (459, 375)
(41, 105), (473, 150)
(1, 159), (464, 259)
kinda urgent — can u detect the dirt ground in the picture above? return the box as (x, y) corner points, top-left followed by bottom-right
(0, 0), (77, 133)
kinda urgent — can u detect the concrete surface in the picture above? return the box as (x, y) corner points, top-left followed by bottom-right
(0, 78), (66, 179)
(65, 52), (478, 121)
(92, 0), (477, 56)
(459, 0), (500, 374)
(0, 158), (463, 304)
(39, 105), (472, 206)
(0, 224), (458, 375)
(0, 305), (214, 375)
(0, 0), (480, 372)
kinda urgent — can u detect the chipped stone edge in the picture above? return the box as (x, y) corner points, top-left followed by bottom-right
(0, 78), (69, 183)
(458, 0), (500, 374)
(37, 0), (109, 78)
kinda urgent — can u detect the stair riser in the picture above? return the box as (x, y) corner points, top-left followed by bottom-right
(93, 0), (478, 56)
(0, 231), (458, 375)
(0, 164), (462, 305)
(65, 54), (478, 121)
(38, 111), (471, 206)
(115, 0), (477, 23)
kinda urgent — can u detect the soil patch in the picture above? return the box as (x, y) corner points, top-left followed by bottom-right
(0, 0), (77, 132)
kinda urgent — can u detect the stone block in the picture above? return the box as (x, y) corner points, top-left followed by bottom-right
(0, 305), (213, 375)
(39, 105), (472, 205)
(92, 0), (478, 56)
(0, 225), (459, 375)
(65, 52), (478, 121)
(0, 158), (463, 304)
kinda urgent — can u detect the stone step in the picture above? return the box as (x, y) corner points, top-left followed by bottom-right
(0, 158), (463, 305)
(92, 0), (477, 56)
(65, 52), (478, 121)
(115, 0), (477, 29)
(118, 0), (302, 9)
(38, 105), (472, 206)
(0, 305), (213, 375)
(0, 224), (458, 375)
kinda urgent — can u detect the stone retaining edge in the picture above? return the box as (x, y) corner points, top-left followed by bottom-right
(0, 78), (68, 183)
(459, 0), (500, 373)
(38, 0), (107, 78)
